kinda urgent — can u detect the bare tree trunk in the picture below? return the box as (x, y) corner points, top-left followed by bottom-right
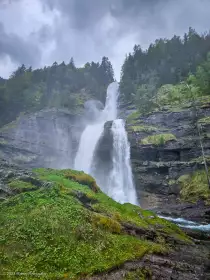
(197, 122), (210, 188)
(186, 83), (210, 189)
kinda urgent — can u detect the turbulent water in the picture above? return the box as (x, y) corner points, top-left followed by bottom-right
(159, 216), (210, 232)
(74, 82), (119, 174)
(74, 82), (138, 205)
(108, 119), (138, 205)
(74, 123), (105, 174)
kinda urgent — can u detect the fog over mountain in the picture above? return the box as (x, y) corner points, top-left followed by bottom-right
(0, 0), (210, 79)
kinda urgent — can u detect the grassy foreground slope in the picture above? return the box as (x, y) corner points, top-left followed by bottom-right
(0, 168), (190, 279)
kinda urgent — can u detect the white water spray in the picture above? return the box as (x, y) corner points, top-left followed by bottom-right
(74, 82), (138, 205)
(74, 83), (119, 174)
(108, 119), (138, 205)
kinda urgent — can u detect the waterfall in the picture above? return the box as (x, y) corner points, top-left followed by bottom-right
(74, 123), (105, 174)
(74, 82), (138, 205)
(108, 119), (138, 205)
(74, 82), (119, 174)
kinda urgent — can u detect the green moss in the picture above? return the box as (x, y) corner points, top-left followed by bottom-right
(128, 125), (157, 133)
(0, 116), (21, 132)
(125, 268), (151, 280)
(0, 139), (8, 145)
(141, 134), (176, 146)
(190, 155), (210, 164)
(178, 169), (210, 204)
(0, 168), (190, 279)
(169, 180), (176, 186)
(198, 116), (210, 125)
(35, 168), (100, 193)
(126, 111), (141, 125)
(8, 180), (37, 191)
(92, 213), (122, 234)
(177, 174), (191, 183)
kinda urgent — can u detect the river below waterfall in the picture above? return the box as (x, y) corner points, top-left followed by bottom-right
(159, 215), (210, 232)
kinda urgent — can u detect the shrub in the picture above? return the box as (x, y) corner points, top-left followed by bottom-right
(64, 171), (100, 193)
(141, 134), (176, 146)
(198, 116), (210, 125)
(178, 170), (210, 204)
(92, 214), (122, 234)
(126, 111), (141, 124)
(156, 83), (201, 107)
(128, 125), (157, 133)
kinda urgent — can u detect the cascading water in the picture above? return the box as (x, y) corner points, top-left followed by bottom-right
(74, 123), (105, 174)
(108, 119), (138, 205)
(74, 82), (138, 205)
(74, 82), (119, 174)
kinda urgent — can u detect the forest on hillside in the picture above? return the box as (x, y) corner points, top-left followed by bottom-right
(1, 28), (210, 127)
(120, 28), (210, 112)
(0, 57), (114, 126)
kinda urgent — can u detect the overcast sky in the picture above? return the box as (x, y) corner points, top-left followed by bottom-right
(0, 0), (210, 80)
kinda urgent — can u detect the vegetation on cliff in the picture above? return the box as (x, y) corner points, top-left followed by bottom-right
(0, 168), (190, 279)
(141, 134), (176, 146)
(178, 169), (210, 204)
(128, 125), (158, 133)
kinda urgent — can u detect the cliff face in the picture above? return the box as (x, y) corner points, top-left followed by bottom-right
(1, 103), (210, 222)
(126, 105), (210, 221)
(0, 109), (84, 169)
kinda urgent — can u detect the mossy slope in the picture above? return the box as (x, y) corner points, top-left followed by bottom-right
(0, 168), (189, 279)
(178, 168), (210, 204)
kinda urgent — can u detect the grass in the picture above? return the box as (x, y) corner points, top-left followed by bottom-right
(0, 168), (190, 279)
(178, 169), (210, 204)
(198, 116), (210, 125)
(127, 125), (158, 133)
(125, 268), (151, 280)
(141, 133), (177, 146)
(126, 111), (141, 125)
(8, 180), (38, 192)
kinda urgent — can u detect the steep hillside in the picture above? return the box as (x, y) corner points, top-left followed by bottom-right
(1, 160), (209, 279)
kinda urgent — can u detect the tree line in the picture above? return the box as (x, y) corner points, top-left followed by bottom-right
(120, 28), (210, 105)
(0, 57), (114, 126)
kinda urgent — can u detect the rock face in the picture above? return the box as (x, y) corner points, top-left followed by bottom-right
(126, 106), (210, 213)
(0, 109), (84, 169)
(89, 243), (210, 280)
(91, 121), (114, 189)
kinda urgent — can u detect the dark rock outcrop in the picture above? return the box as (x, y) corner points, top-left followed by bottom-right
(88, 243), (210, 280)
(127, 107), (210, 212)
(91, 121), (114, 190)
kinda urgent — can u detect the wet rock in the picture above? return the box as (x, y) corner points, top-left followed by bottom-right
(127, 106), (210, 211)
(88, 237), (210, 280)
(154, 201), (210, 224)
(0, 109), (84, 169)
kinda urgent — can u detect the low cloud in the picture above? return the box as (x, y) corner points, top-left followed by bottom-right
(0, 22), (41, 66)
(0, 0), (210, 79)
